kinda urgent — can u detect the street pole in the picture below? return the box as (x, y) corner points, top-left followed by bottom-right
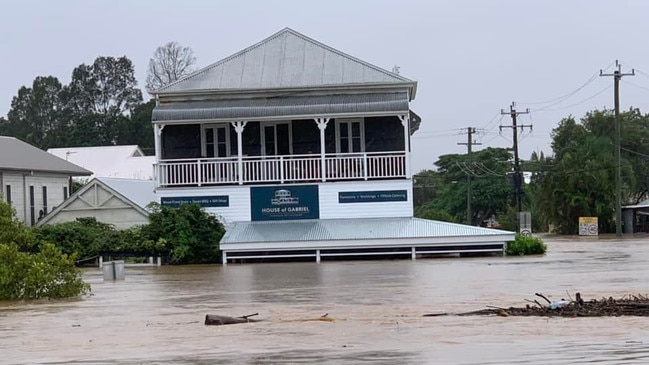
(458, 127), (481, 225)
(500, 103), (531, 215)
(600, 61), (634, 237)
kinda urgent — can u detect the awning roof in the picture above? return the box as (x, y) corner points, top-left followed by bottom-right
(221, 217), (514, 244)
(152, 92), (409, 122)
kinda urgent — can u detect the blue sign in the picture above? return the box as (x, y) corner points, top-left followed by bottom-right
(161, 195), (229, 208)
(338, 190), (408, 203)
(251, 185), (319, 221)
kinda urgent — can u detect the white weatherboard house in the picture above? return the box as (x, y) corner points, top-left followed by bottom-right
(0, 136), (91, 226)
(151, 28), (514, 263)
(36, 177), (157, 229)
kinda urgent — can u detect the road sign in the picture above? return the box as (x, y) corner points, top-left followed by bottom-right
(579, 217), (598, 236)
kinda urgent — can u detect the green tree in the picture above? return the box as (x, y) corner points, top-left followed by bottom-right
(1, 76), (65, 149)
(536, 110), (641, 234)
(416, 148), (512, 225)
(0, 200), (89, 300)
(63, 56), (143, 146)
(0, 242), (90, 300)
(0, 200), (35, 251)
(117, 99), (155, 154)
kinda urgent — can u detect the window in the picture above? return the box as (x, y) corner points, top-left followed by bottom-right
(201, 124), (231, 158)
(42, 186), (48, 214)
(63, 186), (68, 200)
(5, 185), (11, 204)
(29, 186), (35, 225)
(261, 122), (292, 156)
(335, 118), (364, 153)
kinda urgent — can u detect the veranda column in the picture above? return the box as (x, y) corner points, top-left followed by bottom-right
(399, 114), (411, 178)
(232, 121), (248, 185)
(314, 117), (330, 182)
(154, 124), (165, 186)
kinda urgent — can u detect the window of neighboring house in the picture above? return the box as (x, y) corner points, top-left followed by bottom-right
(42, 186), (48, 214)
(29, 186), (35, 225)
(63, 186), (68, 200)
(5, 185), (11, 204)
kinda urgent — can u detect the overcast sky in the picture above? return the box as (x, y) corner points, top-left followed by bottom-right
(2, 0), (649, 172)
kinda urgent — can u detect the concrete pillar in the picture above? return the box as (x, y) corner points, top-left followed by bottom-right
(316, 249), (321, 263)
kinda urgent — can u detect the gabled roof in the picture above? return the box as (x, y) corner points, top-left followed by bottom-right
(37, 177), (157, 227)
(0, 136), (91, 175)
(155, 28), (416, 97)
(47, 145), (154, 180)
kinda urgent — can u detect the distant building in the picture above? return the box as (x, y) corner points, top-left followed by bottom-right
(47, 145), (155, 180)
(0, 136), (91, 226)
(37, 177), (157, 229)
(150, 28), (514, 263)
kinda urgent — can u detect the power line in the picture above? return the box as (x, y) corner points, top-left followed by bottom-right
(516, 61), (616, 106)
(532, 85), (612, 112)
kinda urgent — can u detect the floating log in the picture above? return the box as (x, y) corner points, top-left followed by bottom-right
(204, 313), (259, 326)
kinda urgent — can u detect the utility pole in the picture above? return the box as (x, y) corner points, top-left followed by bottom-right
(600, 60), (634, 237)
(458, 127), (481, 225)
(500, 102), (531, 215)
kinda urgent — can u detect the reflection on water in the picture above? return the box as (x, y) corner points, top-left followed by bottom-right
(2, 236), (649, 364)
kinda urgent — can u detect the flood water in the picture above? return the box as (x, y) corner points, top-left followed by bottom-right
(2, 236), (649, 364)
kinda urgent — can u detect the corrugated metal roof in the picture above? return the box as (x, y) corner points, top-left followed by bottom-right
(47, 145), (154, 180)
(152, 92), (409, 122)
(155, 28), (416, 95)
(97, 177), (157, 210)
(0, 136), (91, 175)
(221, 217), (513, 244)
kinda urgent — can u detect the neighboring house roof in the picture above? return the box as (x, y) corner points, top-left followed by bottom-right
(47, 145), (155, 180)
(0, 136), (91, 175)
(155, 27), (416, 97)
(623, 199), (649, 210)
(221, 217), (513, 244)
(97, 177), (157, 210)
(37, 177), (157, 227)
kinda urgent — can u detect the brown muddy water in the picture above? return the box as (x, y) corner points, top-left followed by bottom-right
(2, 236), (649, 364)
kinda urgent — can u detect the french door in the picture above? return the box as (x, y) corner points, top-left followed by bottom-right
(262, 122), (292, 156)
(202, 124), (230, 158)
(335, 118), (364, 153)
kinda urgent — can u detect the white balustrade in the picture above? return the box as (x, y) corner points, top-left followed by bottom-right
(156, 152), (406, 187)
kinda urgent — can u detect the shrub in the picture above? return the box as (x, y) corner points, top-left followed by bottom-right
(0, 242), (90, 300)
(506, 234), (547, 256)
(416, 209), (457, 223)
(142, 203), (225, 264)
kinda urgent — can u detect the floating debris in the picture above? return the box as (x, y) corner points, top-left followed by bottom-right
(424, 293), (649, 317)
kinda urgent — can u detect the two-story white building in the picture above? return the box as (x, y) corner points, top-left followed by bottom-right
(0, 136), (91, 226)
(151, 28), (514, 263)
